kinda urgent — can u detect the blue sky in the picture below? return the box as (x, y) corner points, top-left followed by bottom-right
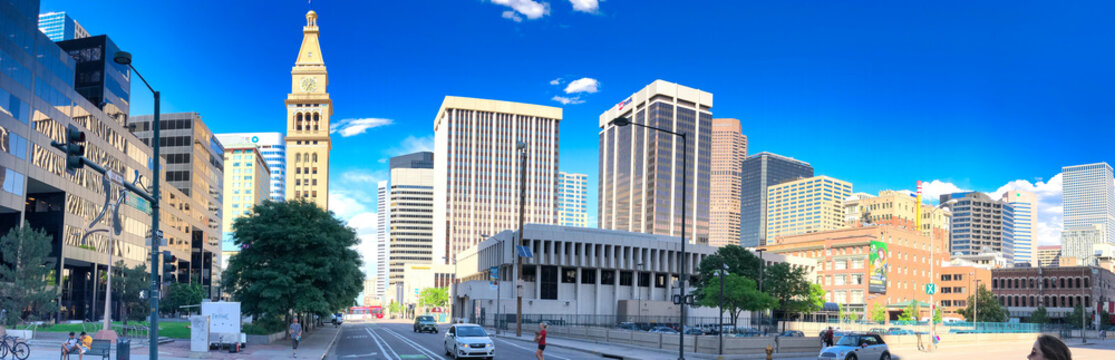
(40, 1), (1115, 270)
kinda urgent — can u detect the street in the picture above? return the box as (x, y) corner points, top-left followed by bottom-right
(326, 320), (608, 360)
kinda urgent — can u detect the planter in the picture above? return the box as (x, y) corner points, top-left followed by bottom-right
(246, 331), (286, 345)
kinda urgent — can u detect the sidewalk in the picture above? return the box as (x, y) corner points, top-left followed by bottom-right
(486, 328), (815, 360)
(23, 324), (341, 360)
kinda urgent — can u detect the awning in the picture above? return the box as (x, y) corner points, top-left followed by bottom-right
(886, 300), (931, 309)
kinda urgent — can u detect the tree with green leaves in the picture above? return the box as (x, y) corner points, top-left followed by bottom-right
(388, 301), (402, 317)
(0, 223), (60, 325)
(869, 304), (886, 323)
(763, 262), (817, 315)
(111, 261), (150, 321)
(419, 288), (448, 309)
(694, 245), (762, 289)
(222, 200), (365, 321)
(898, 303), (920, 321)
(957, 284), (1007, 322)
(1028, 306), (1049, 324)
(933, 308), (943, 323)
(1068, 303), (1087, 328)
(161, 282), (206, 315)
(696, 274), (776, 328)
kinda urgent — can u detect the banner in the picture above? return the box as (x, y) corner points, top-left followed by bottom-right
(868, 240), (888, 294)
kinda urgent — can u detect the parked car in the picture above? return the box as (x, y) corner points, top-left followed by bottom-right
(617, 322), (640, 331)
(779, 330), (805, 337)
(414, 315), (439, 333)
(443, 323), (494, 359)
(886, 327), (913, 335)
(649, 326), (680, 334)
(683, 327), (705, 335)
(867, 328), (886, 335)
(818, 333), (890, 360)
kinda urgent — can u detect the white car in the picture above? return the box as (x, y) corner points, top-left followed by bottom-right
(443, 323), (495, 359)
(818, 333), (890, 360)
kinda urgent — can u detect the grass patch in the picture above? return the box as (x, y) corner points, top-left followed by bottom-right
(36, 321), (191, 339)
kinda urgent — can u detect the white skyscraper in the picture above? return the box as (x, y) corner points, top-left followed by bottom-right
(434, 96), (561, 263)
(386, 152), (435, 290)
(215, 133), (286, 201)
(376, 180), (389, 303)
(1063, 162), (1115, 244)
(1002, 190), (1038, 266)
(557, 172), (589, 227)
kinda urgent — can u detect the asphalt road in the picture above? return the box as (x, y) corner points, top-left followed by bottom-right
(325, 320), (608, 360)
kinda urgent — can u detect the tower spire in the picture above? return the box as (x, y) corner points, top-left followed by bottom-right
(295, 10), (323, 66)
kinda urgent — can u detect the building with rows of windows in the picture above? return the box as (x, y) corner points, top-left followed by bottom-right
(991, 266), (1115, 322)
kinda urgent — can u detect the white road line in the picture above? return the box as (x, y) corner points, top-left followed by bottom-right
(381, 327), (451, 360)
(365, 326), (399, 360)
(492, 338), (571, 360)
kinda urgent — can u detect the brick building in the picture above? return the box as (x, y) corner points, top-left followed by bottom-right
(936, 265), (992, 318)
(991, 266), (1115, 322)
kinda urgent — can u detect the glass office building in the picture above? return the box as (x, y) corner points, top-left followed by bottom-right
(37, 11), (88, 42)
(215, 132), (285, 201)
(1063, 162), (1115, 244)
(739, 152), (813, 247)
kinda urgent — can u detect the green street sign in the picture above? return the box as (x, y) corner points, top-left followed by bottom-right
(926, 283), (936, 295)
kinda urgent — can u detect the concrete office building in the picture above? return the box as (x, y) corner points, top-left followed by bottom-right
(37, 11), (88, 41)
(285, 11), (332, 209)
(215, 133), (285, 201)
(599, 80), (713, 244)
(391, 263), (454, 313)
(452, 224), (719, 324)
(1063, 162), (1115, 244)
(766, 175), (852, 241)
(215, 139), (270, 271)
(1038, 245), (1062, 267)
(387, 152), (435, 290)
(557, 172), (588, 228)
(845, 190), (951, 241)
(0, 0), (207, 319)
(376, 180), (389, 303)
(1061, 224), (1107, 266)
(433, 96), (560, 264)
(740, 152), (813, 247)
(941, 192), (1015, 263)
(130, 112), (224, 296)
(1002, 190), (1038, 266)
(709, 118), (746, 247)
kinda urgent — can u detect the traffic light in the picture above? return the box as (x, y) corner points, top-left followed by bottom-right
(162, 251), (177, 283)
(51, 124), (86, 171)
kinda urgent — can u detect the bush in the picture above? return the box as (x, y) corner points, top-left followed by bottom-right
(243, 316), (286, 335)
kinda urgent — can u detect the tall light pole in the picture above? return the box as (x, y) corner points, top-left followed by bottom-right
(925, 198), (956, 352)
(113, 51), (162, 359)
(718, 263), (727, 356)
(757, 249), (764, 333)
(637, 262), (645, 320)
(515, 141), (527, 337)
(974, 279), (980, 332)
(608, 116), (689, 360)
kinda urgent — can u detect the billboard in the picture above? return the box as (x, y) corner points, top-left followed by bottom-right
(868, 240), (888, 294)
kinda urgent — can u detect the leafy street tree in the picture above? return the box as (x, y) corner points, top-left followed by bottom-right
(222, 200), (365, 321)
(869, 304), (887, 323)
(763, 262), (820, 316)
(1068, 303), (1086, 328)
(0, 223), (60, 325)
(958, 284), (1007, 322)
(694, 245), (762, 289)
(898, 303), (920, 321)
(696, 274), (776, 328)
(933, 308), (943, 323)
(161, 282), (206, 315)
(111, 261), (150, 321)
(418, 288), (449, 309)
(1029, 306), (1049, 324)
(388, 301), (402, 317)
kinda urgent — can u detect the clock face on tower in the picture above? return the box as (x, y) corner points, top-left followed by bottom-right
(300, 77), (317, 92)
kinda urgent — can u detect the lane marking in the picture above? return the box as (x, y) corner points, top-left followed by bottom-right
(381, 327), (451, 360)
(492, 338), (571, 360)
(366, 326), (400, 360)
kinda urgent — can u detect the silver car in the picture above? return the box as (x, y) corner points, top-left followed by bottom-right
(818, 333), (890, 360)
(443, 323), (494, 359)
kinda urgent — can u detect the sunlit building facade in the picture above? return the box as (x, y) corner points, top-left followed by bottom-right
(1063, 162), (1115, 244)
(766, 175), (852, 241)
(709, 118), (746, 247)
(215, 133), (285, 201)
(557, 171), (588, 227)
(740, 152), (813, 247)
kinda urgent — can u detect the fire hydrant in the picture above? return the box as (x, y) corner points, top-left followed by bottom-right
(765, 344), (774, 360)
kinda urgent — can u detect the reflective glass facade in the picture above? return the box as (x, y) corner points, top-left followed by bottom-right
(739, 152), (813, 247)
(36, 11), (87, 42)
(1062, 162), (1115, 244)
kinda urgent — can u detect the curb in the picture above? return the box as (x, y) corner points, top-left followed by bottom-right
(321, 325), (343, 360)
(489, 331), (818, 360)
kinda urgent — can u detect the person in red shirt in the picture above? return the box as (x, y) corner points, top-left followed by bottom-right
(534, 322), (547, 360)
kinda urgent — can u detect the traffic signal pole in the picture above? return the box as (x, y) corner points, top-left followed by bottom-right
(149, 91), (162, 359)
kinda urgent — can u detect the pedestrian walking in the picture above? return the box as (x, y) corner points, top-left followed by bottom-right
(534, 322), (547, 360)
(1027, 334), (1071, 360)
(823, 326), (834, 348)
(289, 317), (303, 358)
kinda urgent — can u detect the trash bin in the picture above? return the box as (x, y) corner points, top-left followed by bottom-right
(116, 338), (130, 360)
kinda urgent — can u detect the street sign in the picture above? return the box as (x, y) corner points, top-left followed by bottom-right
(106, 170), (124, 185)
(516, 245), (533, 258)
(490, 266), (499, 279)
(926, 283), (936, 295)
(414, 288), (420, 296)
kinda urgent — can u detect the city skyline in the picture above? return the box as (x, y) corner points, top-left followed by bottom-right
(37, 1), (1114, 265)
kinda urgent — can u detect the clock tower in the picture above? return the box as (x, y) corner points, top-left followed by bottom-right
(285, 10), (331, 209)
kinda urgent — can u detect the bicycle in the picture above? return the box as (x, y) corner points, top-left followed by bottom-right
(0, 334), (30, 360)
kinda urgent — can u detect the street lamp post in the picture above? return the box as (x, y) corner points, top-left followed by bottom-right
(757, 249), (764, 333)
(608, 116), (689, 360)
(113, 51), (162, 360)
(718, 263), (727, 356)
(927, 199), (957, 351)
(515, 141), (527, 338)
(974, 279), (980, 332)
(637, 262), (645, 320)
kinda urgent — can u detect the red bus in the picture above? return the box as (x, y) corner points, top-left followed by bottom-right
(349, 306), (384, 319)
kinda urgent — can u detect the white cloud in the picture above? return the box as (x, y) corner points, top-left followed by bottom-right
(385, 135), (435, 157)
(991, 173), (1064, 246)
(569, 0), (599, 13)
(551, 95), (584, 105)
(330, 118), (393, 137)
(563, 77), (599, 94)
(501, 10), (523, 22)
(549, 78), (562, 85)
(329, 191), (370, 221)
(898, 180), (970, 204)
(491, 0), (549, 21)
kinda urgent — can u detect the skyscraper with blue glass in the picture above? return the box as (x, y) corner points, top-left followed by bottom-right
(37, 11), (88, 41)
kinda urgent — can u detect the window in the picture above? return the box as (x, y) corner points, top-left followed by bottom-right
(580, 268), (596, 284)
(619, 271), (633, 286)
(654, 273), (667, 288)
(522, 265), (536, 282)
(638, 272), (650, 287)
(601, 270), (615, 285)
(561, 267), (576, 283)
(540, 266), (557, 300)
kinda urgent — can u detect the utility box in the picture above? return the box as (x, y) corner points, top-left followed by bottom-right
(202, 302), (242, 348)
(189, 315), (210, 352)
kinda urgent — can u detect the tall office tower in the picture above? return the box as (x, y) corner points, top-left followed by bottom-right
(739, 152), (813, 247)
(285, 10), (332, 209)
(1063, 162), (1115, 243)
(376, 180), (389, 302)
(387, 152), (435, 289)
(1037, 245), (1062, 267)
(599, 80), (712, 244)
(434, 96), (560, 262)
(1061, 224), (1106, 266)
(766, 176), (852, 242)
(1002, 190), (1038, 266)
(709, 118), (747, 247)
(130, 112), (225, 295)
(217, 141), (271, 271)
(844, 190), (951, 240)
(55, 35), (129, 121)
(557, 172), (589, 227)
(37, 11), (88, 41)
(940, 192), (1015, 262)
(0, 0), (217, 315)
(215, 133), (286, 201)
